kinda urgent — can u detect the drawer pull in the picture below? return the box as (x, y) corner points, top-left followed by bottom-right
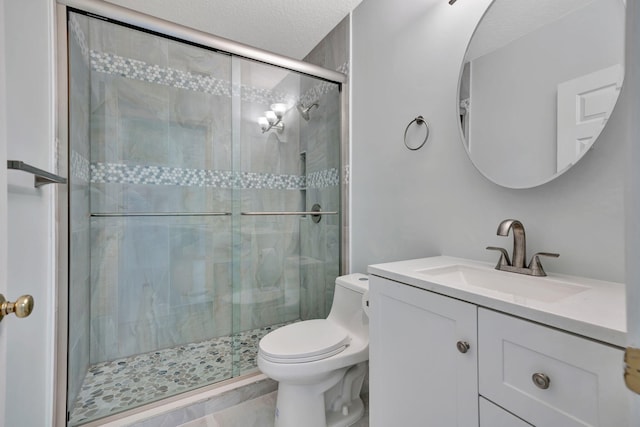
(456, 341), (470, 354)
(532, 373), (550, 389)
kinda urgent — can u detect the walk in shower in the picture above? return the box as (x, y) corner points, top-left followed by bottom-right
(65, 6), (345, 425)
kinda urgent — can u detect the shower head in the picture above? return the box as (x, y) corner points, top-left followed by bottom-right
(296, 101), (319, 121)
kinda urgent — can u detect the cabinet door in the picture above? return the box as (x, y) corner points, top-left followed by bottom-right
(369, 276), (478, 427)
(479, 397), (532, 427)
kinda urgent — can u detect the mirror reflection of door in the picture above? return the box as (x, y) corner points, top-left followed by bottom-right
(556, 64), (623, 172)
(459, 62), (471, 148)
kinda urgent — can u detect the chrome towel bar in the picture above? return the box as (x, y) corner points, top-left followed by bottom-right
(7, 160), (67, 187)
(241, 211), (338, 216)
(242, 203), (335, 224)
(91, 212), (231, 217)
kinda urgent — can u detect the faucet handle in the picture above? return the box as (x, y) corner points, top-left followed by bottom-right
(527, 252), (560, 277)
(486, 246), (511, 269)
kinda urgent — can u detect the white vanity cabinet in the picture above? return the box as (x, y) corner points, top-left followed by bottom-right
(369, 271), (630, 427)
(369, 276), (478, 426)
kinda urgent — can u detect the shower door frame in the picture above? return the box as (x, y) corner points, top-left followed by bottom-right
(54, 1), (350, 425)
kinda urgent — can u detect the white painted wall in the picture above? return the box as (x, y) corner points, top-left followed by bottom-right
(3, 0), (56, 425)
(351, 0), (627, 283)
(626, 0), (640, 422)
(0, 0), (8, 424)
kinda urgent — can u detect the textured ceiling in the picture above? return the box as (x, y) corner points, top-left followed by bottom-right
(466, 0), (597, 61)
(105, 0), (363, 60)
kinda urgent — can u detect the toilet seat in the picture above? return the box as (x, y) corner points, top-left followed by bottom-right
(259, 319), (351, 363)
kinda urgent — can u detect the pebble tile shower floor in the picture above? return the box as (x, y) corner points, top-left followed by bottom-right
(69, 323), (290, 425)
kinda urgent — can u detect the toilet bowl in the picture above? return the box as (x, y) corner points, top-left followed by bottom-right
(257, 273), (369, 427)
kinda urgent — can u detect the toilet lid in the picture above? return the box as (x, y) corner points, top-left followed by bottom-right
(259, 319), (350, 363)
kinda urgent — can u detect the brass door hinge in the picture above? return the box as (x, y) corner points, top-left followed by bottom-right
(624, 347), (640, 394)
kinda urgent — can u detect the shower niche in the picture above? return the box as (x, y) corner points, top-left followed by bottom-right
(66, 11), (342, 425)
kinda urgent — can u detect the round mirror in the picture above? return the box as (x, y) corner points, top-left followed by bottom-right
(458, 0), (625, 189)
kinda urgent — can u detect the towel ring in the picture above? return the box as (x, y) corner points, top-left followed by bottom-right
(403, 116), (430, 151)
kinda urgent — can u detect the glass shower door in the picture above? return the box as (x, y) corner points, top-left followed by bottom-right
(233, 58), (342, 377)
(68, 12), (235, 424)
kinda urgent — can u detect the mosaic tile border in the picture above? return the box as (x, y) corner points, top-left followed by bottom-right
(91, 162), (338, 189)
(90, 51), (296, 107)
(91, 162), (235, 187)
(307, 168), (340, 189)
(91, 51), (232, 98)
(239, 171), (305, 190)
(299, 62), (349, 108)
(69, 323), (291, 426)
(71, 150), (91, 183)
(69, 13), (90, 65)
(90, 50), (347, 109)
(72, 13), (348, 109)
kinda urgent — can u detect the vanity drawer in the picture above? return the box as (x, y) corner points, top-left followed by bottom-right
(478, 308), (629, 427)
(479, 397), (531, 427)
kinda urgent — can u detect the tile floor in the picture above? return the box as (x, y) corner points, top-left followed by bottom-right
(177, 391), (369, 427)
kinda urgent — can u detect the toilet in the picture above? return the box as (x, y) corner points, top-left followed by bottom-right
(257, 273), (369, 427)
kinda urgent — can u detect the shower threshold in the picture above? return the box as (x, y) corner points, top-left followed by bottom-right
(68, 322), (292, 426)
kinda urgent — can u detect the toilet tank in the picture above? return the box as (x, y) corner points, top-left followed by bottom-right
(327, 274), (369, 335)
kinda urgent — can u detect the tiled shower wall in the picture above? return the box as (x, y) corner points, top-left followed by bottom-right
(237, 61), (303, 333)
(86, 19), (236, 364)
(68, 12), (92, 408)
(300, 16), (349, 318)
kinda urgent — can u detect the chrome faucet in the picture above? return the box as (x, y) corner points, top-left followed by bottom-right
(486, 219), (559, 277)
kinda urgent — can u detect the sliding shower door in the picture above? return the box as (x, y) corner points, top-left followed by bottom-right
(66, 10), (342, 426)
(233, 60), (342, 376)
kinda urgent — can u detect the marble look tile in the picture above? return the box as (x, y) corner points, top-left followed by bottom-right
(127, 379), (277, 427)
(209, 391), (277, 427)
(68, 334), (90, 411)
(90, 315), (119, 364)
(304, 16), (350, 73)
(178, 415), (217, 427)
(115, 77), (171, 124)
(69, 13), (89, 64)
(168, 83), (231, 141)
(176, 390), (370, 427)
(89, 18), (168, 70)
(89, 216), (238, 362)
(67, 139), (91, 410)
(141, 412), (207, 427)
(89, 108), (120, 164)
(167, 40), (230, 80)
(69, 20), (92, 396)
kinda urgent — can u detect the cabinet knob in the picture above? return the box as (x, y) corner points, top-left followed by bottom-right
(456, 341), (470, 354)
(532, 373), (550, 389)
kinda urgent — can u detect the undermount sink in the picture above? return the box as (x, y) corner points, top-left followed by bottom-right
(416, 264), (589, 303)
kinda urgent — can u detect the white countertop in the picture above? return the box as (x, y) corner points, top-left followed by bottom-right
(368, 256), (627, 348)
